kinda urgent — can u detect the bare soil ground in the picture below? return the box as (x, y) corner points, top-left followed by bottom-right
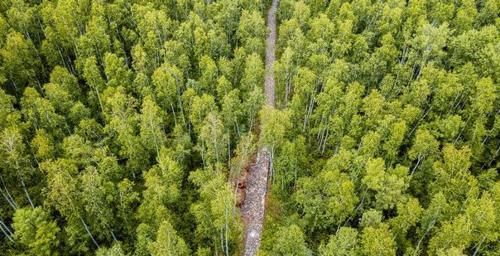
(240, 0), (278, 255)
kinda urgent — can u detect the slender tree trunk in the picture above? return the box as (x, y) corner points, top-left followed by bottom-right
(454, 115), (472, 144)
(111, 230), (118, 242)
(410, 155), (423, 176)
(94, 87), (105, 114)
(0, 220), (14, 243)
(409, 105), (433, 137)
(0, 188), (17, 210)
(285, 78), (291, 106)
(303, 95), (315, 132)
(0, 174), (17, 210)
(414, 219), (435, 256)
(224, 201), (229, 256)
(170, 102), (178, 127)
(177, 94), (188, 129)
(321, 127), (330, 154)
(473, 237), (486, 256)
(227, 136), (231, 168)
(20, 177), (34, 209)
(270, 146), (275, 184)
(149, 117), (160, 157)
(80, 216), (100, 248)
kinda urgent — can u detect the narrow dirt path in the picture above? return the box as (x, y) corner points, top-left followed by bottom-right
(241, 0), (278, 255)
(264, 0), (278, 107)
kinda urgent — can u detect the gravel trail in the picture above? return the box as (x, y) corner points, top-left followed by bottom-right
(241, 0), (278, 255)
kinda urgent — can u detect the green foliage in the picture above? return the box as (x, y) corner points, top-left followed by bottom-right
(0, 31), (39, 90)
(268, 224), (310, 256)
(360, 223), (396, 256)
(0, 0), (498, 255)
(267, 0), (500, 254)
(238, 10), (266, 54)
(148, 220), (190, 256)
(13, 207), (60, 256)
(295, 168), (358, 232)
(190, 168), (242, 255)
(319, 227), (359, 256)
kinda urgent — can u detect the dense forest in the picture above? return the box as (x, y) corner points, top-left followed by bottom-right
(0, 0), (498, 255)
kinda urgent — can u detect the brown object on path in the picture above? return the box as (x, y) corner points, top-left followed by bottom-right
(236, 171), (248, 207)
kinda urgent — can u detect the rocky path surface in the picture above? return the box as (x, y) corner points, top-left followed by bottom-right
(241, 0), (278, 255)
(241, 149), (271, 256)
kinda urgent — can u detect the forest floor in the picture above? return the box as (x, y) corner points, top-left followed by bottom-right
(240, 0), (278, 255)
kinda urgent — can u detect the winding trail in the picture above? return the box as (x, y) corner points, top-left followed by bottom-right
(241, 0), (278, 255)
